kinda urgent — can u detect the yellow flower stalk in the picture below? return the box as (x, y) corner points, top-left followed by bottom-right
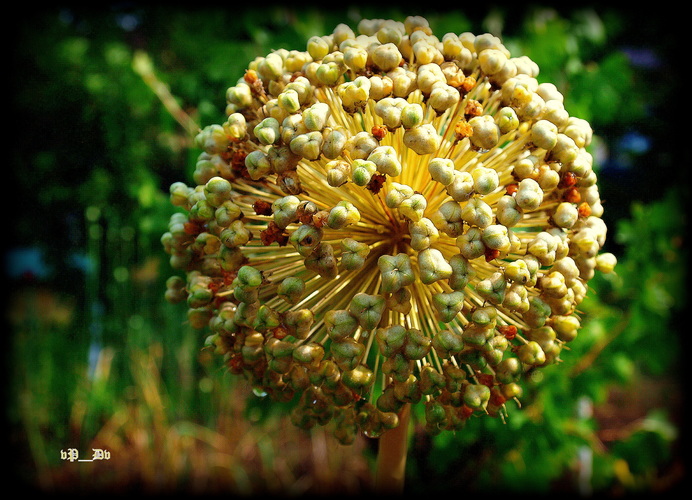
(162, 15), (616, 450)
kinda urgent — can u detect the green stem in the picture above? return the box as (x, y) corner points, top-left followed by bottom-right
(375, 404), (410, 493)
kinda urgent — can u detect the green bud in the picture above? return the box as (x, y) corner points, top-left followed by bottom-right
(331, 338), (365, 371)
(349, 293), (386, 331)
(496, 357), (522, 384)
(235, 265), (263, 288)
(307, 35), (331, 60)
(476, 272), (507, 304)
(278, 88), (301, 114)
(482, 224), (511, 252)
(446, 170), (475, 202)
(431, 200), (464, 237)
(215, 200), (242, 227)
(302, 102), (331, 131)
(432, 329), (464, 358)
(420, 366), (446, 396)
(284, 309), (314, 339)
(204, 177), (233, 207)
(324, 309), (359, 341)
(253, 117), (281, 145)
(552, 314), (580, 342)
(289, 224), (323, 257)
(253, 304), (281, 332)
(277, 277), (305, 304)
(400, 103), (424, 129)
(456, 227), (485, 260)
(385, 182), (414, 208)
(376, 325), (407, 357)
(290, 131), (323, 161)
(471, 166), (499, 195)
(272, 195), (300, 229)
(326, 159), (351, 187)
(378, 253), (415, 293)
(463, 383), (491, 411)
(386, 287), (412, 314)
(496, 195), (522, 227)
(351, 158), (377, 186)
(468, 115), (500, 151)
(316, 61), (342, 86)
(403, 328), (431, 360)
(472, 306), (497, 327)
(342, 365), (374, 392)
(322, 127), (348, 159)
(496, 106), (519, 134)
(220, 220), (250, 248)
(518, 340), (546, 366)
(340, 238), (370, 270)
(448, 254), (475, 290)
(371, 42), (403, 72)
(305, 243), (338, 279)
(432, 291), (465, 323)
(245, 150), (272, 180)
(293, 342), (325, 366)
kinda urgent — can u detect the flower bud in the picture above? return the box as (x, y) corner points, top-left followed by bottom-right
(331, 338), (365, 371)
(253, 117), (281, 145)
(371, 42), (402, 71)
(277, 277), (305, 304)
(553, 202), (579, 229)
(304, 243), (338, 278)
(351, 158), (377, 186)
(328, 201), (361, 229)
(409, 217), (439, 251)
(468, 115), (500, 151)
(378, 253), (415, 293)
(319, 128), (347, 160)
(245, 150), (272, 180)
(428, 157), (455, 185)
(204, 176), (233, 207)
(418, 248), (453, 284)
(482, 224), (511, 252)
(432, 291), (465, 323)
(476, 272), (507, 305)
(457, 227), (485, 260)
(220, 220), (250, 248)
(290, 131), (323, 160)
(471, 166), (500, 195)
(349, 293), (386, 331)
(461, 197), (493, 228)
(530, 119), (559, 150)
(431, 200), (464, 237)
(325, 309), (359, 341)
(432, 329), (464, 358)
(398, 193), (427, 222)
(518, 340), (546, 366)
(302, 102), (331, 131)
(385, 182), (414, 208)
(289, 224), (323, 257)
(340, 238), (370, 270)
(404, 124), (441, 155)
(446, 170), (475, 202)
(595, 252), (617, 273)
(272, 195), (300, 229)
(515, 178), (544, 211)
(463, 383), (490, 411)
(400, 103), (424, 129)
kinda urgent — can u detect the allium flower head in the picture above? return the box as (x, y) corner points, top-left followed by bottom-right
(162, 16), (616, 444)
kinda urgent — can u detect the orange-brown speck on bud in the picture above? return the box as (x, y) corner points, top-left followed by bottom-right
(253, 199), (273, 216)
(371, 125), (388, 141)
(578, 202), (592, 218)
(465, 99), (483, 118)
(498, 324), (517, 340)
(558, 171), (577, 189)
(244, 69), (259, 84)
(563, 187), (581, 204)
(455, 119), (473, 141)
(506, 183), (518, 195)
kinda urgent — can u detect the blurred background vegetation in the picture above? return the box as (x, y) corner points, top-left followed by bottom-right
(6, 3), (687, 495)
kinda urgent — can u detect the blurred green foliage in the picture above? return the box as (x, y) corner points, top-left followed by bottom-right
(7, 4), (687, 494)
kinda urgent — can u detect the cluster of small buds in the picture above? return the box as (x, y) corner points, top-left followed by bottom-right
(161, 15), (616, 443)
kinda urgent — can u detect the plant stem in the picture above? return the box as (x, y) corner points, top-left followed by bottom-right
(374, 403), (411, 493)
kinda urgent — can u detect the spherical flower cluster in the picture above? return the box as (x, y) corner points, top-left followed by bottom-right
(162, 16), (617, 444)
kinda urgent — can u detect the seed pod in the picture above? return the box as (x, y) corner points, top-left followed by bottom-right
(432, 291), (465, 323)
(349, 293), (386, 331)
(378, 253), (415, 293)
(432, 329), (464, 358)
(328, 201), (361, 229)
(418, 248), (453, 284)
(428, 157), (455, 185)
(340, 238), (370, 270)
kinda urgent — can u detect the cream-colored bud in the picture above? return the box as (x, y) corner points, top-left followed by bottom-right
(553, 202), (579, 229)
(428, 157), (455, 185)
(307, 35), (331, 60)
(368, 145), (402, 176)
(385, 182), (414, 208)
(351, 158), (377, 186)
(403, 124), (441, 155)
(371, 42), (402, 71)
(515, 178), (544, 211)
(409, 217), (439, 251)
(418, 248), (453, 284)
(531, 119), (559, 150)
(595, 252), (617, 273)
(398, 193), (427, 221)
(468, 115), (500, 151)
(471, 166), (500, 195)
(456, 227), (485, 260)
(461, 197), (493, 228)
(302, 102), (331, 131)
(446, 170), (475, 202)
